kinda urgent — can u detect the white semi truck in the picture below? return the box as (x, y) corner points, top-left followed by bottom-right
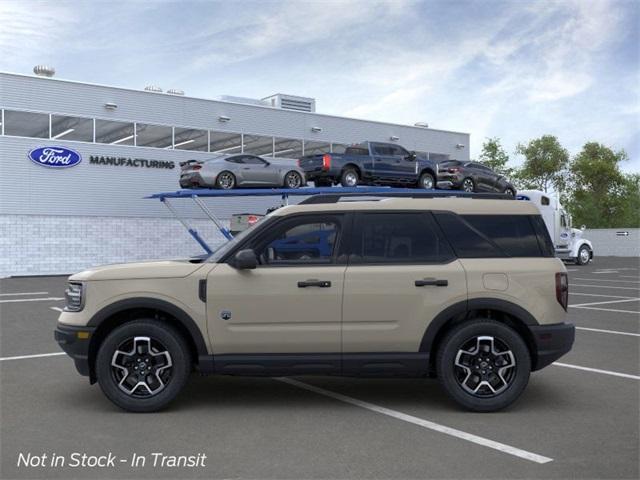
(518, 190), (593, 265)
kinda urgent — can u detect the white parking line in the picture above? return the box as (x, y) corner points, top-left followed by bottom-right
(593, 271), (619, 274)
(570, 284), (640, 291)
(0, 291), (49, 296)
(569, 298), (640, 308)
(277, 377), (553, 464)
(553, 363), (640, 380)
(0, 297), (64, 304)
(574, 278), (640, 284)
(621, 275), (640, 279)
(50, 307), (63, 312)
(570, 305), (640, 315)
(0, 352), (66, 362)
(575, 327), (640, 337)
(570, 292), (637, 299)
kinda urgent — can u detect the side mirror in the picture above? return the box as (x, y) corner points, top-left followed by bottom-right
(231, 249), (258, 269)
(408, 151), (417, 161)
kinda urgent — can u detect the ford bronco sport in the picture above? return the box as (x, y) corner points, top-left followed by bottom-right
(55, 192), (575, 412)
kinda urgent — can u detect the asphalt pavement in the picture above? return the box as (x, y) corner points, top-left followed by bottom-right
(1, 257), (638, 479)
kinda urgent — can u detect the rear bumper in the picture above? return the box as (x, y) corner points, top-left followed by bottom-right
(179, 172), (208, 188)
(529, 322), (575, 370)
(54, 324), (95, 378)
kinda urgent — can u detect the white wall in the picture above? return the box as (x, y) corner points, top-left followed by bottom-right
(0, 215), (229, 278)
(584, 228), (640, 257)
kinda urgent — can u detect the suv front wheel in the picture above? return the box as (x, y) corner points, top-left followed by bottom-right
(436, 319), (531, 412)
(96, 319), (191, 412)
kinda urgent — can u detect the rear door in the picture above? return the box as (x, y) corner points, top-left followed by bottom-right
(370, 143), (396, 179)
(341, 212), (467, 354)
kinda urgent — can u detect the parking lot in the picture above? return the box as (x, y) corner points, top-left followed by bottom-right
(1, 256), (638, 479)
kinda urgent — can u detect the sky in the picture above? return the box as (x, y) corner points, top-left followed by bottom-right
(1, 0), (638, 172)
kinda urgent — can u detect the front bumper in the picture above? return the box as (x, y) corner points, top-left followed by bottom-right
(529, 322), (575, 370)
(54, 324), (95, 378)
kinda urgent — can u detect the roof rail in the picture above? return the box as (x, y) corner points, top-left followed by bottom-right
(298, 191), (514, 205)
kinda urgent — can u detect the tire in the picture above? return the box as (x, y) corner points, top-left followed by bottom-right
(436, 319), (531, 412)
(576, 245), (591, 265)
(96, 319), (192, 412)
(503, 187), (515, 196)
(418, 172), (435, 190)
(216, 171), (236, 189)
(462, 177), (475, 192)
(340, 168), (359, 187)
(283, 171), (303, 189)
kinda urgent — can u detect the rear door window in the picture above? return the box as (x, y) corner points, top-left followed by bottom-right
(351, 213), (454, 264)
(433, 213), (504, 258)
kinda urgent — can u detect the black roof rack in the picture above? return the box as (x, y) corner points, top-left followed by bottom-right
(299, 191), (514, 205)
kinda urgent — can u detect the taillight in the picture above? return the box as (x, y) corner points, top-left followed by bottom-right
(322, 154), (332, 171)
(192, 165), (202, 170)
(448, 167), (460, 173)
(297, 159), (301, 167)
(247, 215), (259, 226)
(556, 272), (568, 311)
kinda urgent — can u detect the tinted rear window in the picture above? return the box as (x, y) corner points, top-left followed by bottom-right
(352, 213), (454, 264)
(530, 215), (555, 257)
(462, 215), (542, 257)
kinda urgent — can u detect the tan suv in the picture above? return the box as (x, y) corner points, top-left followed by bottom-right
(55, 193), (575, 412)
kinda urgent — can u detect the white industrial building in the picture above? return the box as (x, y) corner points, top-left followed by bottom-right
(0, 69), (470, 277)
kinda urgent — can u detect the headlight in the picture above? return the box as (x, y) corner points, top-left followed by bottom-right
(64, 282), (84, 312)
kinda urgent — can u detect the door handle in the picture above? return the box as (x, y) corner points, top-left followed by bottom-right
(298, 279), (331, 288)
(415, 278), (448, 287)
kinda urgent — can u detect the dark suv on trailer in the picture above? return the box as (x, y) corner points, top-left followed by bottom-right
(438, 160), (516, 195)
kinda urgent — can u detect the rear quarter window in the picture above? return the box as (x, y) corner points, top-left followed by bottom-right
(433, 213), (504, 258)
(462, 215), (543, 257)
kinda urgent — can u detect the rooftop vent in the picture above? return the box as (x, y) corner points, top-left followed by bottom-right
(414, 122), (429, 128)
(144, 85), (163, 93)
(33, 65), (55, 77)
(262, 94), (316, 113)
(167, 89), (184, 95)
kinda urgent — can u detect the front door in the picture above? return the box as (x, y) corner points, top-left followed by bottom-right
(239, 155), (277, 185)
(342, 212), (467, 353)
(207, 213), (347, 355)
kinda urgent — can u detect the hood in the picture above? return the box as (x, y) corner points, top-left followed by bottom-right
(69, 259), (206, 281)
(571, 228), (584, 240)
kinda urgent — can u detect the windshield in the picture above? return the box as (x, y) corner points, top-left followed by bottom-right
(206, 216), (274, 263)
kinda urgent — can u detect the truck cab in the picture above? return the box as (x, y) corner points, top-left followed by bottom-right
(517, 190), (593, 265)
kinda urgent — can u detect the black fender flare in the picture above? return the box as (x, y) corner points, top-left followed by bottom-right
(419, 298), (539, 353)
(87, 297), (208, 357)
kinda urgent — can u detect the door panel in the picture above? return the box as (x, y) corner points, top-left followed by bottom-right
(207, 264), (345, 354)
(342, 262), (467, 352)
(342, 211), (467, 352)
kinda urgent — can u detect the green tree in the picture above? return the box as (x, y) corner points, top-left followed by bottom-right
(515, 135), (569, 192)
(566, 142), (638, 228)
(479, 137), (513, 176)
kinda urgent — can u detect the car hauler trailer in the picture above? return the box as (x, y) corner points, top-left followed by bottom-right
(517, 190), (593, 265)
(147, 187), (513, 255)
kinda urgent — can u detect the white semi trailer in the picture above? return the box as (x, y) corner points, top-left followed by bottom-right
(517, 190), (593, 265)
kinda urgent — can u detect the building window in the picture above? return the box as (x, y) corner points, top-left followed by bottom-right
(95, 119), (135, 145)
(243, 134), (274, 156)
(210, 131), (243, 154)
(173, 127), (208, 151)
(51, 114), (93, 142)
(3, 110), (49, 138)
(273, 137), (303, 159)
(303, 141), (331, 156)
(135, 123), (173, 148)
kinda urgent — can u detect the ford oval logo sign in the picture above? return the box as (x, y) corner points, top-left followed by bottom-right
(28, 146), (82, 168)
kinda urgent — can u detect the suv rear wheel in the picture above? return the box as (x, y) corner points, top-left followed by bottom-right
(96, 319), (191, 412)
(462, 177), (475, 192)
(436, 319), (530, 412)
